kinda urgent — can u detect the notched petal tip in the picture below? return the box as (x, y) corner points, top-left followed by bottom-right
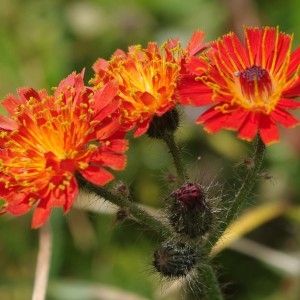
(92, 58), (109, 73)
(186, 30), (207, 56)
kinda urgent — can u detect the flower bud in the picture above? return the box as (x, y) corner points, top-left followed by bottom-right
(236, 157), (254, 169)
(110, 207), (130, 228)
(116, 207), (130, 222)
(166, 182), (212, 238)
(153, 242), (197, 277)
(114, 181), (130, 198)
(147, 109), (179, 139)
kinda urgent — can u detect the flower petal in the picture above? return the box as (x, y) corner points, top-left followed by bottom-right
(185, 30), (207, 56)
(178, 75), (213, 106)
(96, 118), (121, 140)
(93, 81), (119, 113)
(80, 165), (114, 186)
(222, 32), (249, 69)
(102, 139), (129, 153)
(92, 152), (127, 170)
(237, 112), (259, 141)
(133, 120), (151, 137)
(271, 108), (299, 128)
(277, 98), (300, 109)
(31, 206), (52, 229)
(287, 47), (300, 76)
(0, 114), (18, 130)
(197, 106), (232, 133)
(259, 115), (280, 145)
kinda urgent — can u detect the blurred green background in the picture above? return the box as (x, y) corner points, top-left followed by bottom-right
(1, 0), (300, 299)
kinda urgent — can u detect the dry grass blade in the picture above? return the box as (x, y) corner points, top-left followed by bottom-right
(32, 223), (52, 300)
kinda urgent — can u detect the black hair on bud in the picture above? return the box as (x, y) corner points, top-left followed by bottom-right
(166, 182), (213, 238)
(147, 109), (179, 139)
(153, 242), (197, 277)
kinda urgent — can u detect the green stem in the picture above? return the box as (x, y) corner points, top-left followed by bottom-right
(207, 136), (266, 250)
(228, 137), (265, 220)
(77, 175), (172, 237)
(163, 132), (188, 182)
(199, 263), (223, 300)
(188, 137), (265, 300)
(185, 261), (223, 300)
(201, 264), (223, 300)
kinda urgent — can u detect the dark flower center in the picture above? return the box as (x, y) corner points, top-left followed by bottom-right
(238, 65), (273, 105)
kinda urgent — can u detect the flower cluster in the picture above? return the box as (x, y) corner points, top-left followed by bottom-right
(1, 26), (300, 227)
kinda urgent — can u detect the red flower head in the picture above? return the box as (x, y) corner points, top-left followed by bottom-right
(179, 27), (300, 145)
(91, 31), (206, 137)
(0, 71), (128, 228)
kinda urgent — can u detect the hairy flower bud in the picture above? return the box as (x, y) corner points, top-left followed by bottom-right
(114, 181), (130, 198)
(147, 109), (179, 139)
(116, 207), (130, 222)
(166, 182), (213, 238)
(153, 242), (197, 277)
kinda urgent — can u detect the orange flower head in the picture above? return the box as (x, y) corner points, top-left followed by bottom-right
(178, 27), (300, 145)
(91, 31), (206, 137)
(0, 71), (128, 228)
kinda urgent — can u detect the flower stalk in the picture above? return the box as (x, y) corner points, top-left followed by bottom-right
(207, 136), (266, 252)
(76, 174), (172, 237)
(187, 262), (224, 300)
(162, 132), (188, 182)
(188, 137), (265, 300)
(201, 264), (223, 300)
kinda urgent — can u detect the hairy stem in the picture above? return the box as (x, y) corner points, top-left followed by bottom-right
(189, 138), (265, 300)
(208, 136), (266, 251)
(77, 175), (172, 237)
(163, 132), (188, 182)
(185, 261), (223, 300)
